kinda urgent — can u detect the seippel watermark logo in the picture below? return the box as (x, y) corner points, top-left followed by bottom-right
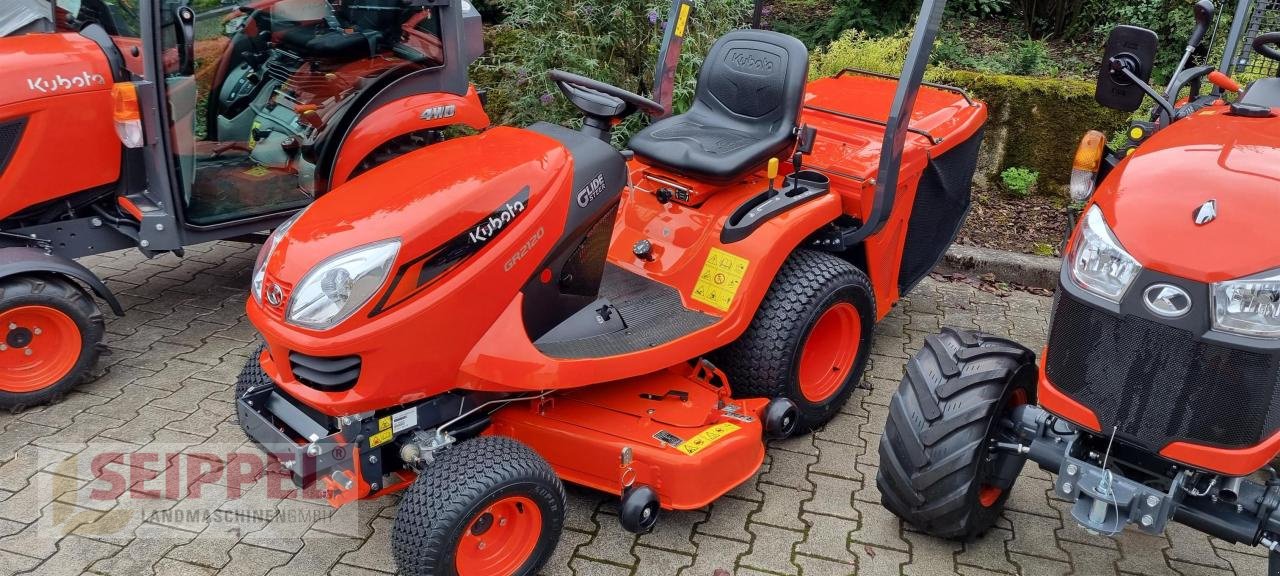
(34, 443), (358, 542)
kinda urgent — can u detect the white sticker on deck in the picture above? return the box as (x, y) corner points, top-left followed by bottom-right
(391, 408), (418, 433)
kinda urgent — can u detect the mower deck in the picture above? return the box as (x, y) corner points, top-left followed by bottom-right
(488, 363), (770, 510)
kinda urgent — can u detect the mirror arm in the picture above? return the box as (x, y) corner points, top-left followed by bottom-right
(1116, 64), (1178, 121)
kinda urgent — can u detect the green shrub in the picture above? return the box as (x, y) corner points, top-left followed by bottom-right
(473, 0), (752, 143)
(950, 0), (1012, 18)
(1019, 0), (1088, 40)
(1007, 39), (1056, 76)
(766, 0), (917, 48)
(1001, 167), (1039, 196)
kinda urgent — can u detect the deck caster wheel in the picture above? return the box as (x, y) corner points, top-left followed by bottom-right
(619, 484), (660, 534)
(877, 328), (1036, 540)
(392, 436), (565, 576)
(763, 398), (799, 439)
(0, 275), (104, 413)
(717, 250), (875, 434)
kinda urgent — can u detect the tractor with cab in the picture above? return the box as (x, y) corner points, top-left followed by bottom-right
(878, 0), (1280, 570)
(235, 0), (988, 573)
(0, 0), (487, 410)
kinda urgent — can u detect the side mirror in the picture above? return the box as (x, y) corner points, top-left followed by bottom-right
(1096, 25), (1159, 112)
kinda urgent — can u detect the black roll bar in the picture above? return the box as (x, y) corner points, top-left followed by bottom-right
(1219, 0), (1255, 75)
(844, 0), (950, 246)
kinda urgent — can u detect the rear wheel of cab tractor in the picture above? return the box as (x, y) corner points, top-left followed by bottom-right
(392, 436), (566, 576)
(717, 249), (875, 435)
(0, 275), (104, 412)
(234, 343), (272, 434)
(877, 328), (1036, 540)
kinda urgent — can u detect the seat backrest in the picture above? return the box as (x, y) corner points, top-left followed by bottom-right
(345, 0), (404, 34)
(687, 29), (809, 134)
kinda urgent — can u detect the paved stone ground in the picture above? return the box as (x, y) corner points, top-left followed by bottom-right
(0, 241), (1269, 575)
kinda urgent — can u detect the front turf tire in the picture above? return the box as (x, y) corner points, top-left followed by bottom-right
(392, 436), (566, 576)
(234, 343), (272, 435)
(877, 328), (1037, 540)
(717, 249), (875, 435)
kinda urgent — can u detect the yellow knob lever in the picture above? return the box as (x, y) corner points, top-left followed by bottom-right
(767, 157), (779, 191)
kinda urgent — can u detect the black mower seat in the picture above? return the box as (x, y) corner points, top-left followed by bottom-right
(1242, 78), (1280, 108)
(628, 29), (808, 182)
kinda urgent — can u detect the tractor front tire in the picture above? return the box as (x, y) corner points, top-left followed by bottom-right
(393, 436), (566, 576)
(877, 328), (1036, 540)
(717, 249), (875, 435)
(0, 275), (104, 412)
(234, 343), (272, 434)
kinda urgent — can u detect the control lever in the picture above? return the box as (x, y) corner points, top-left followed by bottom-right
(1208, 71), (1242, 95)
(766, 158), (779, 194)
(792, 126), (818, 174)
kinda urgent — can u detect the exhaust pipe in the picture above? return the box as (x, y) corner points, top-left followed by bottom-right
(1220, 476), (1245, 504)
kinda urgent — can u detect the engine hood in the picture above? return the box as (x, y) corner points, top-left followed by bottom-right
(1094, 111), (1280, 283)
(0, 33), (113, 108)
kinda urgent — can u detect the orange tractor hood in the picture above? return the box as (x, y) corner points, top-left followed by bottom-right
(1094, 111), (1280, 283)
(0, 33), (114, 108)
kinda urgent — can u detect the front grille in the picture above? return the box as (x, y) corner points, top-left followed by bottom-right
(1045, 293), (1280, 450)
(289, 352), (361, 391)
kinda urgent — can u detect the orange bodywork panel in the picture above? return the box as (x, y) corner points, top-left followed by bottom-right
(487, 365), (769, 510)
(0, 33), (119, 220)
(251, 75), (986, 417)
(1036, 356), (1102, 432)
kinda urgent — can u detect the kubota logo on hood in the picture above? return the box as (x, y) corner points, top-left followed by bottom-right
(469, 197), (527, 244)
(26, 72), (107, 94)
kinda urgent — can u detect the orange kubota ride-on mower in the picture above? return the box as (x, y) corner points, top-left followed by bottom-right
(878, 0), (1280, 570)
(236, 0), (986, 573)
(0, 0), (486, 410)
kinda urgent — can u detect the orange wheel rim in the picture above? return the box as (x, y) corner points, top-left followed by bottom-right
(455, 495), (543, 576)
(1, 306), (81, 394)
(978, 485), (1003, 507)
(978, 387), (1030, 508)
(797, 302), (861, 403)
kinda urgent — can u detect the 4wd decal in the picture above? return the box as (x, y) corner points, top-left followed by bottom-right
(369, 186), (532, 316)
(26, 72), (106, 94)
(575, 173), (607, 208)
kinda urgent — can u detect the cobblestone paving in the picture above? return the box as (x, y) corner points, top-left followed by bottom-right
(0, 241), (1268, 575)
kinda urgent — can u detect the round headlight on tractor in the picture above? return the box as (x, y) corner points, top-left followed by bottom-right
(286, 239), (400, 330)
(1212, 269), (1280, 338)
(1067, 205), (1142, 303)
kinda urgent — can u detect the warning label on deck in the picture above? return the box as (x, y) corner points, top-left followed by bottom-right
(677, 423), (740, 456)
(692, 248), (749, 312)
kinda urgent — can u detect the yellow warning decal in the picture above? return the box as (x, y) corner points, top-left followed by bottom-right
(675, 4), (691, 37)
(369, 428), (393, 449)
(692, 247), (749, 312)
(677, 422), (740, 456)
(244, 165), (270, 178)
(378, 416), (392, 431)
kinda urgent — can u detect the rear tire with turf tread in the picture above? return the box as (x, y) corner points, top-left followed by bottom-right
(716, 249), (875, 435)
(877, 327), (1037, 540)
(0, 274), (104, 413)
(392, 436), (566, 576)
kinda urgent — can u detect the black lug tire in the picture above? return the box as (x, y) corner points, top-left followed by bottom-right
(716, 249), (875, 435)
(234, 343), (271, 434)
(392, 436), (566, 576)
(0, 275), (104, 412)
(877, 327), (1037, 540)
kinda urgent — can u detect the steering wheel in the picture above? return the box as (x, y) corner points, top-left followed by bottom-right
(548, 70), (665, 122)
(1254, 32), (1280, 63)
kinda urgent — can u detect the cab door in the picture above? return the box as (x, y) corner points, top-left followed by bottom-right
(155, 0), (317, 228)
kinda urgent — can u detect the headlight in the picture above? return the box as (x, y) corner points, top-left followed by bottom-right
(1212, 269), (1280, 338)
(286, 239), (400, 330)
(1067, 205), (1141, 303)
(252, 210), (305, 304)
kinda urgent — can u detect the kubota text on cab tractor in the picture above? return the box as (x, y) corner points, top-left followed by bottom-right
(0, 0), (487, 409)
(236, 0), (987, 573)
(878, 0), (1280, 570)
